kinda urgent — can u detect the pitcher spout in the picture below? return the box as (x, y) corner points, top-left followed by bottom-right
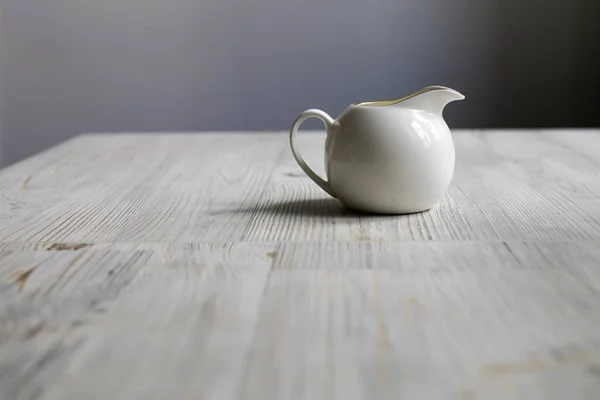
(419, 85), (465, 102)
(355, 85), (464, 116)
(398, 86), (465, 116)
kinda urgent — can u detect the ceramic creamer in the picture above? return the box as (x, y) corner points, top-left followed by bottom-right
(289, 85), (465, 214)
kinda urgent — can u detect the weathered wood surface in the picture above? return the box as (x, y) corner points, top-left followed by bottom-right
(1, 130), (600, 399)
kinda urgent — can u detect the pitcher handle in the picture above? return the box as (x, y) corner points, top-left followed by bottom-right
(289, 109), (336, 198)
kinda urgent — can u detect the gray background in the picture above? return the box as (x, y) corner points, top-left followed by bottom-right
(0, 0), (599, 167)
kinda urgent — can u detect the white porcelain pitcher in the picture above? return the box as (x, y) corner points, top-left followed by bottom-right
(289, 85), (465, 214)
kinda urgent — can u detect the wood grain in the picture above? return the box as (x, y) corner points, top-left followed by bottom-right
(0, 241), (599, 399)
(0, 133), (287, 243)
(1, 130), (600, 399)
(242, 130), (600, 241)
(1, 131), (599, 243)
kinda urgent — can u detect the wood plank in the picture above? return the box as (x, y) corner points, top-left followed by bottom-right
(0, 242), (276, 400)
(2, 131), (600, 244)
(244, 131), (600, 241)
(0, 133), (286, 243)
(1, 241), (600, 399)
(243, 241), (600, 400)
(1, 130), (600, 399)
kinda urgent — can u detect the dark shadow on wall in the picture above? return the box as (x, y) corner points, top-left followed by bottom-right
(0, 7), (5, 167)
(572, 0), (600, 126)
(489, 0), (600, 128)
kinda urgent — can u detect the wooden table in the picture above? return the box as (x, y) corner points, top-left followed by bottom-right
(1, 130), (600, 399)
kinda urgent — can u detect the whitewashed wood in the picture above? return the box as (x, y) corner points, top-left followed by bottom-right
(1, 241), (600, 399)
(1, 131), (600, 242)
(1, 130), (600, 399)
(0, 133), (287, 242)
(244, 130), (600, 241)
(0, 242), (276, 400)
